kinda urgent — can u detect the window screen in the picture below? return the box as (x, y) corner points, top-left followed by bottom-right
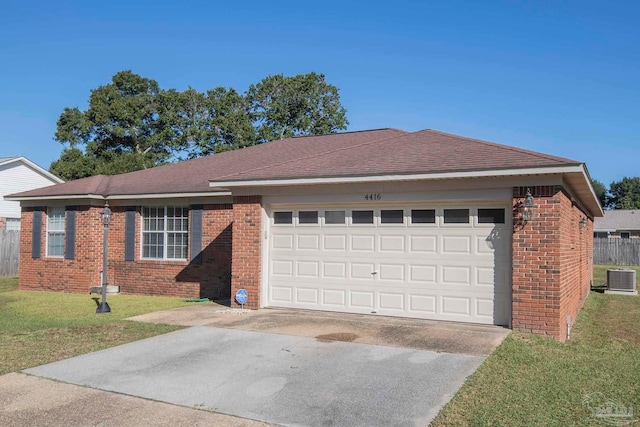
(273, 211), (293, 224)
(478, 208), (506, 224)
(381, 210), (404, 224)
(299, 211), (318, 224)
(47, 207), (65, 257)
(444, 209), (469, 224)
(411, 209), (436, 224)
(352, 210), (374, 224)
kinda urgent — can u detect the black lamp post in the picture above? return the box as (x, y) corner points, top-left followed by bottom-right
(96, 202), (112, 314)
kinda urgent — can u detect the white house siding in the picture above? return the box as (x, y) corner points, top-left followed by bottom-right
(0, 162), (60, 219)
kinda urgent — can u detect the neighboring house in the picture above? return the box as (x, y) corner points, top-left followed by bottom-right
(593, 210), (640, 238)
(7, 128), (602, 341)
(0, 156), (64, 230)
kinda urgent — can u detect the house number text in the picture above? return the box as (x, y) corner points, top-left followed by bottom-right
(364, 193), (382, 201)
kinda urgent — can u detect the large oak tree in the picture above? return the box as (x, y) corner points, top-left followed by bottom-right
(51, 71), (348, 180)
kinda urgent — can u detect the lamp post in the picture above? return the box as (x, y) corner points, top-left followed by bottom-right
(96, 202), (112, 313)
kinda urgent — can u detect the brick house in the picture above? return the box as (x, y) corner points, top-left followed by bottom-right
(8, 129), (603, 341)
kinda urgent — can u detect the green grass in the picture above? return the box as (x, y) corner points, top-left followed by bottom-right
(431, 270), (640, 426)
(0, 276), (196, 375)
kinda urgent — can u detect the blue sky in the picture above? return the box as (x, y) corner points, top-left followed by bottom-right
(0, 0), (638, 186)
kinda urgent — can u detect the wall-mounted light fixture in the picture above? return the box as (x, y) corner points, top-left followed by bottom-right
(579, 217), (588, 228)
(519, 188), (537, 224)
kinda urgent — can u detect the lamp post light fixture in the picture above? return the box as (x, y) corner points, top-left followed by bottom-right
(96, 202), (112, 314)
(520, 188), (537, 224)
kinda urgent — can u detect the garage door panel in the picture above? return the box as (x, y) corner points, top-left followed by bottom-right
(410, 235), (437, 253)
(268, 204), (511, 326)
(442, 235), (472, 254)
(379, 263), (404, 281)
(323, 262), (347, 278)
(441, 266), (471, 285)
(351, 235), (375, 251)
(441, 296), (471, 316)
(296, 288), (319, 304)
(350, 291), (375, 308)
(379, 235), (405, 252)
(379, 292), (404, 310)
(351, 263), (375, 279)
(297, 261), (319, 277)
(409, 265), (437, 283)
(272, 260), (293, 276)
(297, 234), (320, 250)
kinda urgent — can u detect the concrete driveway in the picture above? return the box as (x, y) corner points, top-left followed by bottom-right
(17, 306), (509, 426)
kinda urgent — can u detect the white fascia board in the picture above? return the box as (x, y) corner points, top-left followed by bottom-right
(209, 165), (586, 188)
(5, 194), (104, 201)
(106, 191), (232, 200)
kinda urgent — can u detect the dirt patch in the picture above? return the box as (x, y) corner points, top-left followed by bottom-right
(316, 332), (359, 343)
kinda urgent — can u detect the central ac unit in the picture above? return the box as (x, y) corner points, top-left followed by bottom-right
(607, 269), (637, 293)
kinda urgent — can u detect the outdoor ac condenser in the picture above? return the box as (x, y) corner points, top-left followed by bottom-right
(607, 269), (637, 293)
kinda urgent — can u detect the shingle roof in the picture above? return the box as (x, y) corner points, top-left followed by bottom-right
(594, 210), (640, 231)
(9, 128), (580, 199)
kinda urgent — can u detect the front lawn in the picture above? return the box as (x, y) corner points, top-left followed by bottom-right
(431, 275), (640, 426)
(0, 277), (195, 375)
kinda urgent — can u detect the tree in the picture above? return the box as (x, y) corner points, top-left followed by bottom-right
(156, 87), (256, 159)
(53, 71), (171, 179)
(51, 71), (349, 179)
(246, 73), (348, 143)
(591, 179), (609, 209)
(609, 177), (640, 209)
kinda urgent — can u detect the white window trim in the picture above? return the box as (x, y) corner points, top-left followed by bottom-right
(46, 207), (65, 258)
(140, 206), (189, 261)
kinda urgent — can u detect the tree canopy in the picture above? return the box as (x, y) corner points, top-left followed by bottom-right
(51, 71), (348, 180)
(609, 177), (640, 209)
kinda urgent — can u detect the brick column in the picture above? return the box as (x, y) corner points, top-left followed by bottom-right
(231, 196), (262, 309)
(512, 186), (563, 339)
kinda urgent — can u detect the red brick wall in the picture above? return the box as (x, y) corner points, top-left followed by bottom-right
(230, 196), (262, 309)
(19, 206), (103, 293)
(19, 204), (233, 299)
(512, 186), (593, 341)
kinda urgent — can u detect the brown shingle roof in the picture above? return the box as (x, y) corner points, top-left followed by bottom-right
(9, 128), (580, 198)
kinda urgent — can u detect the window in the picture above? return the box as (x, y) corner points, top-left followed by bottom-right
(352, 210), (374, 224)
(444, 209), (469, 224)
(47, 207), (65, 257)
(325, 210), (346, 225)
(5, 218), (20, 231)
(620, 232), (631, 239)
(381, 210), (404, 224)
(299, 211), (318, 224)
(411, 209), (436, 224)
(142, 206), (188, 260)
(274, 211), (293, 224)
(478, 208), (506, 224)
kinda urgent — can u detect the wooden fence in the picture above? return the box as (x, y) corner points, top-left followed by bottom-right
(0, 230), (19, 276)
(594, 237), (640, 266)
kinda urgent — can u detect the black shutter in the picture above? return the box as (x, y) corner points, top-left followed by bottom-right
(125, 207), (136, 261)
(190, 205), (203, 264)
(64, 206), (76, 260)
(32, 208), (42, 259)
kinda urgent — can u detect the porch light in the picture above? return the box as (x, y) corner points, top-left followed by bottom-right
(520, 188), (536, 223)
(579, 217), (588, 228)
(97, 202), (112, 314)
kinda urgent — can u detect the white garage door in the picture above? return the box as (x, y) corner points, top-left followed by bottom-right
(267, 204), (511, 325)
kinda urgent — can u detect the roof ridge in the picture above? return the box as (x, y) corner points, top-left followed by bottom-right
(422, 129), (580, 164)
(211, 129), (410, 181)
(289, 128), (408, 139)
